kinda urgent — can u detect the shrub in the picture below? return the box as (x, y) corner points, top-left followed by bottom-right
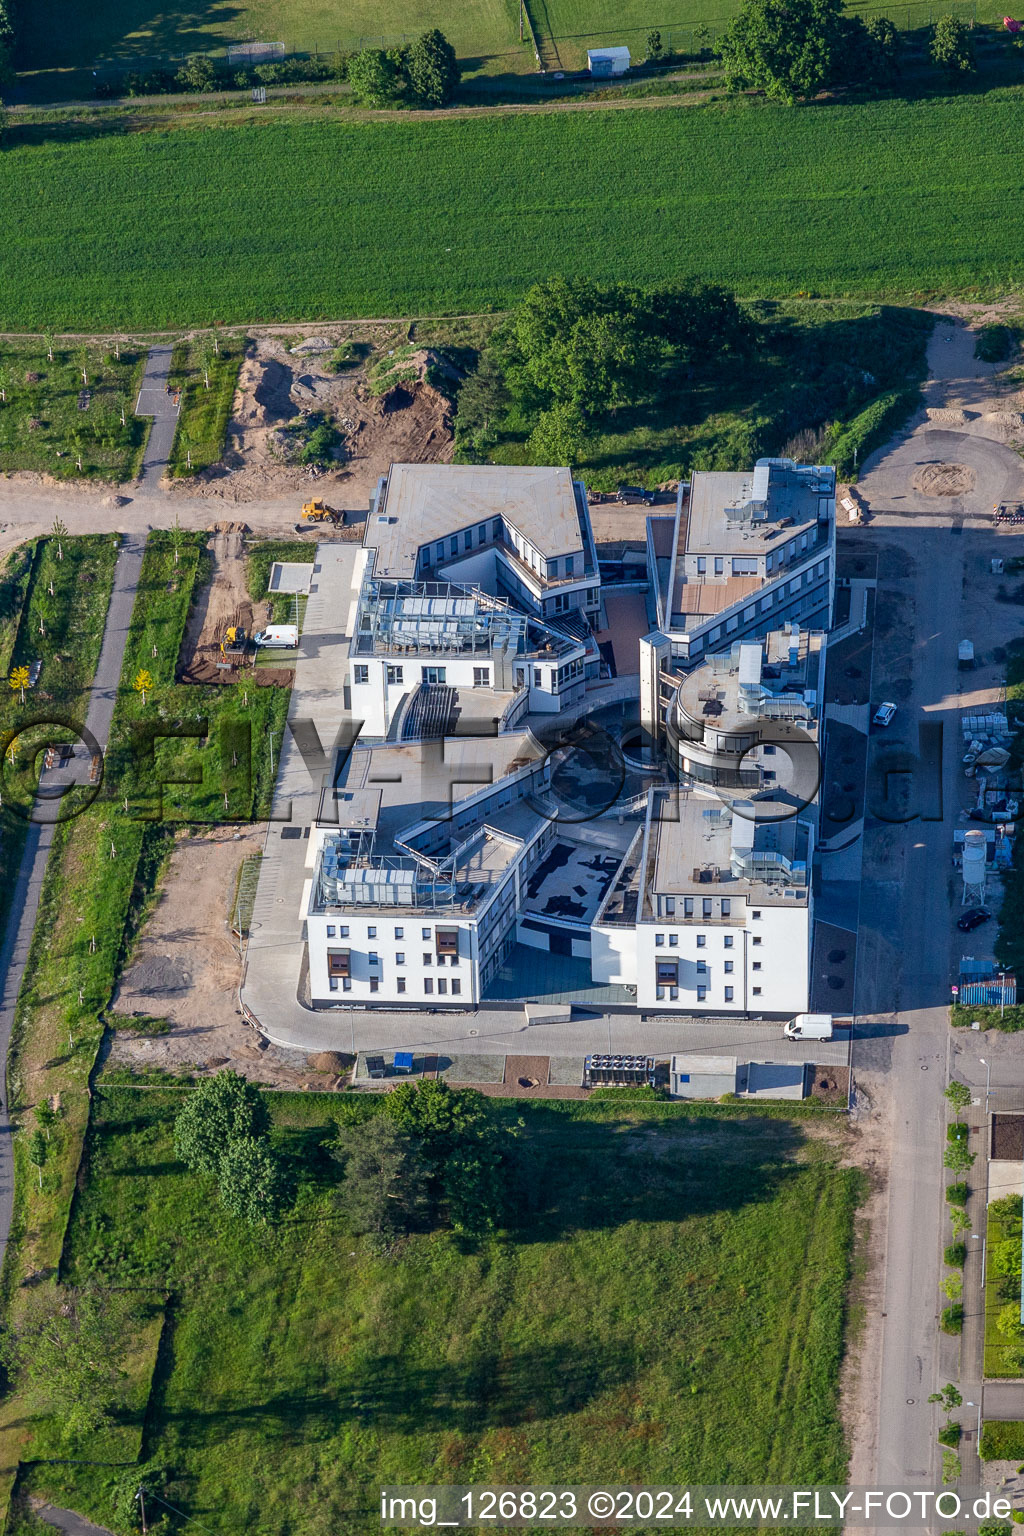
(405, 29), (460, 108)
(347, 48), (404, 107)
(944, 1242), (967, 1268)
(940, 1304), (964, 1334)
(938, 1421), (962, 1447)
(931, 15), (976, 73)
(946, 1181), (968, 1206)
(976, 324), (1013, 363)
(947, 1120), (969, 1143)
(982, 1419), (1024, 1456)
(176, 55), (218, 93)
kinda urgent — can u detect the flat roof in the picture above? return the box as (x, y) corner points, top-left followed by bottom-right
(675, 628), (825, 734)
(684, 462), (831, 555)
(649, 796), (810, 903)
(366, 463), (586, 578)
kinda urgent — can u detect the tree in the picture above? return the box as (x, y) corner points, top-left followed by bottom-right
(716, 0), (846, 103)
(860, 15), (901, 83)
(646, 28), (665, 60)
(173, 1068), (270, 1176)
(528, 402), (587, 466)
(28, 1129), (47, 1189)
(649, 280), (753, 358)
(992, 1239), (1023, 1281)
(347, 48), (404, 107)
(405, 29), (459, 107)
(931, 14), (975, 72)
(335, 1116), (429, 1238)
(1, 1287), (140, 1442)
(176, 54), (218, 92)
(217, 1135), (290, 1224)
(944, 1079), (972, 1119)
(454, 350), (512, 456)
(383, 1080), (522, 1233)
(997, 1303), (1024, 1339)
(928, 1382), (963, 1416)
(943, 1138), (975, 1175)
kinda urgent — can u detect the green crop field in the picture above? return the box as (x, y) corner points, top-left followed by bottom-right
(14, 1091), (859, 1535)
(2, 90), (1023, 330)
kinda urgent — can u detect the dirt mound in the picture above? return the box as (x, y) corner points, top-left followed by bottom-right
(102, 493), (131, 507)
(308, 1051), (352, 1073)
(353, 379), (454, 465)
(925, 407), (977, 424)
(912, 462), (976, 497)
(207, 520), (250, 534)
(985, 411), (1024, 429)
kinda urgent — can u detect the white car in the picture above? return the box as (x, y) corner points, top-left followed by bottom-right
(873, 702), (897, 727)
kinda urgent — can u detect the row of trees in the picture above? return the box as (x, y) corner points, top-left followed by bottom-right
(716, 0), (975, 104)
(456, 275), (752, 464)
(109, 29), (460, 110)
(173, 1070), (292, 1224)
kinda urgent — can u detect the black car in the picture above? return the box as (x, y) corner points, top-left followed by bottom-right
(957, 908), (992, 932)
(616, 484), (655, 506)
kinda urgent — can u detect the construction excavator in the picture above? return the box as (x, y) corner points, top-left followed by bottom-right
(221, 625), (249, 657)
(300, 499), (345, 525)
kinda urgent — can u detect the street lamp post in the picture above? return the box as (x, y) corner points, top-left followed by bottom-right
(980, 1057), (991, 1102)
(1000, 970), (1006, 1019)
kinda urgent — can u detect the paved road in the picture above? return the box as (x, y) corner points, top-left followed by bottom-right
(134, 345), (180, 492)
(33, 1505), (116, 1536)
(0, 536), (145, 1278)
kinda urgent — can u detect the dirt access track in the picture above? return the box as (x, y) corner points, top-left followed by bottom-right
(109, 828), (335, 1089)
(177, 525), (293, 685)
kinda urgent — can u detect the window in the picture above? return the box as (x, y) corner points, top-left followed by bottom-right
(587, 587), (600, 605)
(732, 556), (758, 575)
(696, 934), (706, 948)
(422, 666), (447, 685)
(724, 986), (734, 1002)
(343, 978), (351, 992)
(720, 899), (731, 917)
(477, 523), (488, 544)
(724, 960), (734, 974)
(702, 898), (712, 919)
(327, 950), (350, 978)
(696, 557), (706, 575)
(437, 955), (445, 967)
(534, 667), (542, 688)
(473, 667), (490, 687)
(657, 960), (679, 984)
(656, 933), (664, 947)
(450, 954), (459, 967)
(697, 986), (707, 1002)
(665, 896), (675, 915)
(326, 925), (335, 938)
(727, 615), (739, 633)
(724, 935), (734, 949)
(396, 953), (405, 966)
(669, 933), (678, 947)
(752, 910), (761, 920)
(354, 665), (369, 685)
(465, 527), (474, 549)
(743, 605), (756, 621)
(492, 519), (502, 540)
(386, 665), (403, 685)
(423, 953), (432, 966)
(369, 978), (379, 994)
(657, 986), (665, 1001)
(340, 926), (349, 938)
(752, 936), (762, 947)
(762, 744), (775, 756)
(438, 978), (448, 995)
(752, 986), (762, 996)
(683, 898), (694, 918)
(753, 961), (762, 972)
(436, 930), (459, 956)
(394, 926), (404, 939)
(329, 978), (338, 992)
(424, 978), (433, 995)
(450, 537), (458, 557)
(452, 979), (461, 995)
(368, 926), (376, 938)
(696, 959), (707, 974)
(714, 557), (724, 575)
(368, 952), (379, 966)
(422, 927), (431, 939)
(397, 978), (406, 994)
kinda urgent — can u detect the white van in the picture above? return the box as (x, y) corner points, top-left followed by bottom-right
(784, 1013), (834, 1041)
(253, 624), (299, 650)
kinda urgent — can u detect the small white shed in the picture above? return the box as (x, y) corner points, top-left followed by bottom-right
(587, 45), (631, 76)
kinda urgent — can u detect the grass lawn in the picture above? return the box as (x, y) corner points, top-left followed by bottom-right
(983, 1204), (1023, 1379)
(17, 0), (530, 101)
(166, 334), (245, 477)
(14, 1091), (861, 1534)
(0, 341), (147, 481)
(3, 90), (1024, 328)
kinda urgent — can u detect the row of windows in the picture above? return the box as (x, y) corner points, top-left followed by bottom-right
(697, 562), (829, 649)
(325, 924), (449, 942)
(329, 976), (463, 996)
(658, 896), (733, 920)
(354, 664), (493, 689)
(655, 984), (764, 1002)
